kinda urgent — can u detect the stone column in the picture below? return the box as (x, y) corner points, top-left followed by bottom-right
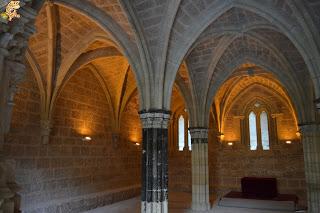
(300, 124), (320, 213)
(139, 110), (170, 213)
(190, 128), (210, 211)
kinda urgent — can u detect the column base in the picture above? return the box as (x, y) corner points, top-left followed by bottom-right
(141, 200), (168, 213)
(191, 201), (211, 212)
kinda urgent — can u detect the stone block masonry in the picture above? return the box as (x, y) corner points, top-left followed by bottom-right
(5, 67), (141, 212)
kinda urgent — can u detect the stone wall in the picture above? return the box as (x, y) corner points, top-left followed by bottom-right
(222, 83), (299, 143)
(4, 67), (140, 212)
(208, 140), (307, 206)
(120, 90), (142, 145)
(168, 151), (191, 192)
(167, 116), (306, 206)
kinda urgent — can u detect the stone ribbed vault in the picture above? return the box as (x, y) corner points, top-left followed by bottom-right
(1, 0), (320, 212)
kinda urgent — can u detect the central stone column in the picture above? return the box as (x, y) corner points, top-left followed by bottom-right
(300, 124), (320, 213)
(139, 110), (170, 213)
(190, 128), (210, 211)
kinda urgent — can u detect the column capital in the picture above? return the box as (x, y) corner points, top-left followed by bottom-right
(139, 109), (171, 129)
(189, 128), (208, 139)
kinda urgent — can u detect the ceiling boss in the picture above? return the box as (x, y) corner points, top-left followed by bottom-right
(0, 0), (22, 22)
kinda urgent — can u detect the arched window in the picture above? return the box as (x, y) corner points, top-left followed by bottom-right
(188, 120), (191, 150)
(178, 116), (185, 151)
(260, 111), (270, 150)
(249, 111), (258, 150)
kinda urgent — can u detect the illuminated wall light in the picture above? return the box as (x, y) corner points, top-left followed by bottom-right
(135, 143), (140, 146)
(227, 142), (233, 146)
(285, 140), (292, 144)
(218, 133), (225, 141)
(82, 136), (92, 142)
(296, 131), (301, 137)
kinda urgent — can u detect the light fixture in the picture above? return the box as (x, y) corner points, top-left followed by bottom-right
(227, 142), (233, 146)
(82, 136), (92, 142)
(286, 140), (292, 144)
(219, 133), (225, 140)
(135, 143), (140, 146)
(296, 131), (301, 137)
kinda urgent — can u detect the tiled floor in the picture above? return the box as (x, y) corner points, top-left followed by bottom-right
(84, 192), (297, 213)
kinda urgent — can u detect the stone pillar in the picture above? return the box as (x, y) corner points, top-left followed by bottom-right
(139, 110), (170, 213)
(190, 128), (210, 211)
(300, 124), (320, 213)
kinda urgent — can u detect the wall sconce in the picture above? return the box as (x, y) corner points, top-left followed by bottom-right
(285, 140), (292, 144)
(135, 143), (140, 146)
(218, 133), (225, 141)
(82, 136), (92, 142)
(296, 131), (301, 137)
(227, 142), (233, 146)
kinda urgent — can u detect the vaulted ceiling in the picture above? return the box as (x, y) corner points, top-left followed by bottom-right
(26, 0), (320, 128)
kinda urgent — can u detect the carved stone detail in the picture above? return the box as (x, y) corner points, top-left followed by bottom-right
(139, 111), (170, 129)
(189, 128), (208, 139)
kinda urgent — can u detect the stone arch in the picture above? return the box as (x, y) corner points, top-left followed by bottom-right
(221, 80), (299, 131)
(207, 58), (310, 125)
(52, 1), (148, 109)
(202, 26), (309, 100)
(165, 3), (320, 112)
(174, 77), (194, 124)
(204, 32), (314, 126)
(50, 43), (122, 128)
(25, 49), (46, 113)
(119, 89), (142, 144)
(52, 66), (113, 137)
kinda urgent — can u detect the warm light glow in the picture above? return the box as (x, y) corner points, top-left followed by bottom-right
(286, 140), (292, 144)
(227, 142), (233, 146)
(135, 143), (140, 146)
(82, 136), (92, 141)
(129, 133), (140, 143)
(76, 115), (94, 136)
(218, 133), (225, 140)
(296, 131), (301, 137)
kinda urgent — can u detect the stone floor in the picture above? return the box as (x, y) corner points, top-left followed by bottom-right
(84, 192), (299, 213)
